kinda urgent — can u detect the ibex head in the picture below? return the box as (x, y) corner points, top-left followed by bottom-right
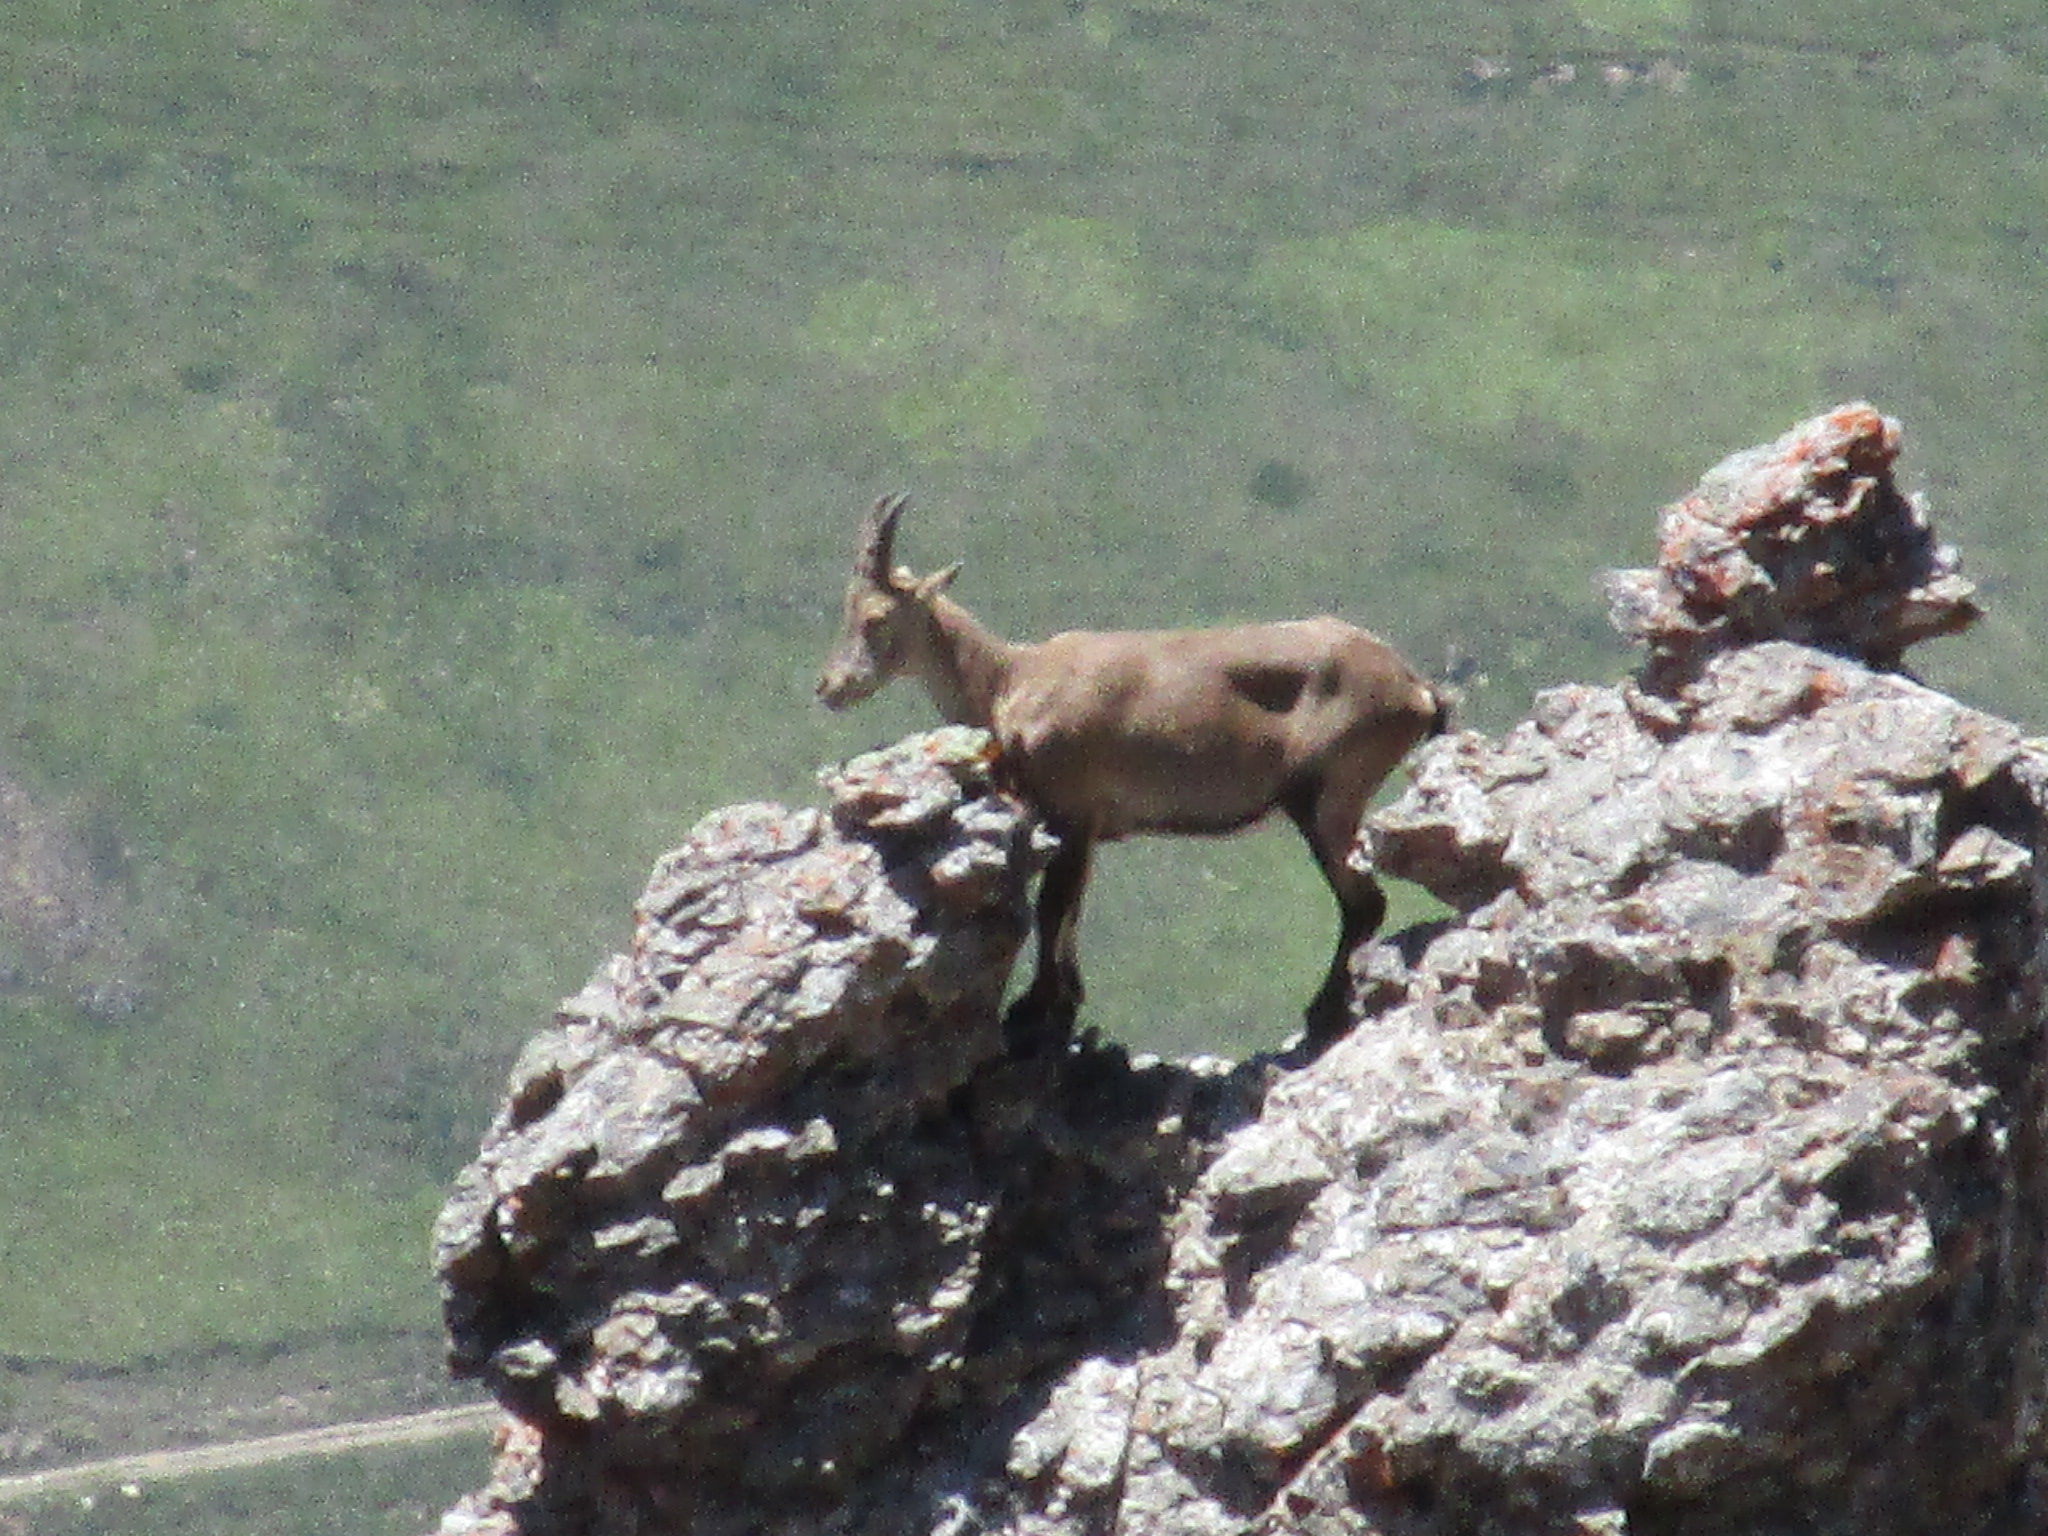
(816, 493), (960, 710)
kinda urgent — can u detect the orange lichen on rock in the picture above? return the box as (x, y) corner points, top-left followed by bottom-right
(1606, 402), (1980, 688)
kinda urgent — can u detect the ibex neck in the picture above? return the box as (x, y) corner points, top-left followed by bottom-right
(918, 597), (1016, 728)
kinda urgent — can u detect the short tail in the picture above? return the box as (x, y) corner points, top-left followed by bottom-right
(1426, 684), (1455, 739)
(1426, 644), (1480, 738)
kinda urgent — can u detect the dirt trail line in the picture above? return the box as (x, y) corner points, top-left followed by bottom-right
(0, 1401), (500, 1504)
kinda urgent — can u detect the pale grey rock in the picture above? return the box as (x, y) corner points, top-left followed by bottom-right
(435, 408), (2048, 1536)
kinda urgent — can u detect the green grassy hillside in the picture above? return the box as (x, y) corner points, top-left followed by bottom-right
(0, 0), (2042, 1417)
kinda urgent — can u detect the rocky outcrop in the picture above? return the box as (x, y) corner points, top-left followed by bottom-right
(433, 728), (1265, 1534)
(433, 404), (2048, 1535)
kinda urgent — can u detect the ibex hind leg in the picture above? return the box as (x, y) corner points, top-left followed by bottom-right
(1303, 872), (1386, 1048)
(1003, 830), (1093, 1056)
(1285, 776), (1385, 1051)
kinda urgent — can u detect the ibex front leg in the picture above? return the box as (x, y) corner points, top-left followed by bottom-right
(1003, 826), (1094, 1055)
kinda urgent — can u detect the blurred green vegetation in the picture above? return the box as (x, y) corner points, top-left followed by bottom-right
(1, 2), (2044, 1506)
(15, 1435), (489, 1536)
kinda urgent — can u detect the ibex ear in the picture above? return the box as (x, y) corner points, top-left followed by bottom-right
(911, 562), (961, 601)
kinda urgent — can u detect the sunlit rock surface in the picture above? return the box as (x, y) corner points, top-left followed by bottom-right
(433, 727), (1263, 1534)
(435, 406), (2047, 1535)
(1601, 401), (1980, 685)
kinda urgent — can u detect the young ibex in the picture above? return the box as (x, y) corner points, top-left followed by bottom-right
(817, 493), (1448, 1052)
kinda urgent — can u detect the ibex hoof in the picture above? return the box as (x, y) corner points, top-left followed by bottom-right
(1002, 992), (1079, 1058)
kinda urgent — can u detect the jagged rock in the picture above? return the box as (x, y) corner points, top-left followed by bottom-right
(434, 726), (1266, 1535)
(1601, 401), (1980, 687)
(434, 407), (2048, 1536)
